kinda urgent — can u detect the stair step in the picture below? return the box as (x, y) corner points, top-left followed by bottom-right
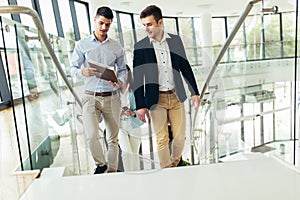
(40, 167), (66, 178)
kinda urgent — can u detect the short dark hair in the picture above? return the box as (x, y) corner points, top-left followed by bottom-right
(140, 5), (162, 22)
(96, 6), (114, 19)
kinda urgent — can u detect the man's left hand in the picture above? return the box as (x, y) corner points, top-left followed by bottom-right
(191, 95), (200, 110)
(109, 79), (123, 89)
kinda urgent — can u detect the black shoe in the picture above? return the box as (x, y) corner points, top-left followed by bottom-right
(94, 165), (108, 174)
(177, 158), (191, 167)
(175, 159), (184, 167)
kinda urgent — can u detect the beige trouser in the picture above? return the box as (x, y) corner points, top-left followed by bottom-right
(119, 120), (141, 171)
(82, 93), (121, 172)
(149, 93), (186, 168)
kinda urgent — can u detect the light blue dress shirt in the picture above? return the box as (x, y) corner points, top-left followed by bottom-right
(70, 33), (126, 92)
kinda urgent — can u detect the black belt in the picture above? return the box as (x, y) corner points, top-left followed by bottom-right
(85, 90), (117, 97)
(159, 90), (174, 94)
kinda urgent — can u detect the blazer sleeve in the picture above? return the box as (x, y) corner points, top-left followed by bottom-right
(133, 42), (147, 110)
(176, 35), (199, 96)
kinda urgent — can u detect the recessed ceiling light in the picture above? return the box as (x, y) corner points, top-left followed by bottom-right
(121, 1), (131, 6)
(196, 3), (211, 8)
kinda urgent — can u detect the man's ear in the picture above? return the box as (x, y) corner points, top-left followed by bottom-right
(158, 19), (163, 26)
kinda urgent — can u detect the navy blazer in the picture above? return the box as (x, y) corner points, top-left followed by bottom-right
(133, 33), (199, 110)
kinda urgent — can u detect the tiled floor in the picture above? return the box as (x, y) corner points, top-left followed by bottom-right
(0, 107), (32, 200)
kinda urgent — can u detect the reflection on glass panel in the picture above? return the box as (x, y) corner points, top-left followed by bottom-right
(119, 13), (134, 65)
(163, 18), (177, 34)
(0, 21), (21, 99)
(264, 14), (281, 58)
(16, 25), (40, 100)
(178, 18), (196, 65)
(39, 0), (57, 36)
(0, 18), (56, 101)
(1, 18), (90, 173)
(134, 14), (146, 42)
(58, 0), (75, 40)
(51, 36), (73, 75)
(74, 1), (90, 39)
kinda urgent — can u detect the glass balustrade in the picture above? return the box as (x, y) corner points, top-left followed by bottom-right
(0, 16), (92, 177)
(187, 13), (299, 166)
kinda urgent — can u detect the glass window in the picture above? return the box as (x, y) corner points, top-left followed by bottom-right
(163, 17), (177, 34)
(16, 0), (35, 28)
(263, 14), (281, 59)
(212, 17), (227, 62)
(119, 13), (134, 65)
(212, 18), (226, 46)
(109, 11), (119, 42)
(57, 0), (75, 40)
(0, 0), (10, 20)
(227, 15), (246, 61)
(74, 1), (90, 38)
(38, 0), (57, 36)
(178, 18), (196, 64)
(134, 14), (146, 42)
(244, 15), (262, 60)
(282, 12), (295, 57)
(193, 18), (202, 65)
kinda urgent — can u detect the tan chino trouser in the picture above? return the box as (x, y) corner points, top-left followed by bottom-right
(82, 93), (121, 172)
(150, 93), (186, 168)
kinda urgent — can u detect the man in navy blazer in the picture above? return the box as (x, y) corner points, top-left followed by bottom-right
(133, 5), (200, 168)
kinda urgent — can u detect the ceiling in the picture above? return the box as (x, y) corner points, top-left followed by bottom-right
(95, 0), (296, 17)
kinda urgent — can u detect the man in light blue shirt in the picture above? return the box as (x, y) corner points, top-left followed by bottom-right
(70, 6), (126, 174)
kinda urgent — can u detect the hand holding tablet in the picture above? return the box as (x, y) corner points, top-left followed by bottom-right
(88, 60), (118, 83)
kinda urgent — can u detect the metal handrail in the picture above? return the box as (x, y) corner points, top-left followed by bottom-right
(199, 0), (262, 100)
(0, 5), (82, 107)
(191, 0), (262, 164)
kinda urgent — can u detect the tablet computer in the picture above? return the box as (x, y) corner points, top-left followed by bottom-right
(88, 60), (118, 83)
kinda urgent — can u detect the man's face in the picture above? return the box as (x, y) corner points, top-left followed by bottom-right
(94, 15), (112, 37)
(141, 15), (162, 40)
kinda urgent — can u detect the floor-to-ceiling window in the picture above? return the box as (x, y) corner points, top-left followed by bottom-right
(118, 12), (135, 65)
(73, 1), (90, 39)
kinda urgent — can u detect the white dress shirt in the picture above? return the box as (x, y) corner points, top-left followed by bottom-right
(150, 32), (175, 92)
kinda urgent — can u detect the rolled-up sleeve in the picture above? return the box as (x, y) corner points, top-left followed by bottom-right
(70, 42), (84, 79)
(115, 49), (126, 83)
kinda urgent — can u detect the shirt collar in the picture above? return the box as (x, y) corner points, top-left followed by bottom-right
(91, 32), (110, 43)
(149, 32), (170, 44)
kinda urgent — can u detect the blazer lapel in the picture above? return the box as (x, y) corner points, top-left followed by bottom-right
(167, 36), (180, 70)
(145, 41), (157, 64)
